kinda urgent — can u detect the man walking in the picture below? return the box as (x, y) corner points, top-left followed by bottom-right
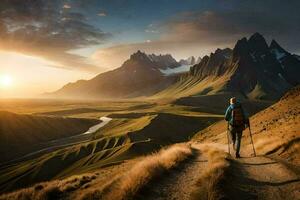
(225, 97), (248, 158)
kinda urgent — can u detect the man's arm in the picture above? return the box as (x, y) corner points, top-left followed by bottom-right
(224, 106), (231, 121)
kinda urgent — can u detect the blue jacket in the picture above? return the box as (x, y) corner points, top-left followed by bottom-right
(225, 102), (247, 125)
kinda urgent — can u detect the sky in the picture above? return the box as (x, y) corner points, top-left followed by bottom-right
(0, 0), (300, 97)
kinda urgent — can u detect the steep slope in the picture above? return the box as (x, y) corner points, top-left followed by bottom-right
(269, 40), (300, 85)
(51, 51), (180, 98)
(193, 85), (300, 164)
(153, 48), (233, 98)
(188, 86), (300, 200)
(156, 33), (300, 100)
(227, 33), (291, 99)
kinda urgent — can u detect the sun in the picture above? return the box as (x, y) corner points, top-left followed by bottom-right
(0, 74), (13, 88)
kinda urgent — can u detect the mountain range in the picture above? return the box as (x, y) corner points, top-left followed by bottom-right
(50, 51), (179, 98)
(51, 33), (300, 100)
(179, 56), (201, 65)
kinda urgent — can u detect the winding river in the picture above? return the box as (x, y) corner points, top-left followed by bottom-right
(83, 116), (112, 135)
(0, 116), (113, 167)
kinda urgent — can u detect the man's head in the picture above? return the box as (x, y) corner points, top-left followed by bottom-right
(230, 97), (237, 104)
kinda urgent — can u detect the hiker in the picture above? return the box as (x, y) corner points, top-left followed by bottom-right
(225, 97), (249, 158)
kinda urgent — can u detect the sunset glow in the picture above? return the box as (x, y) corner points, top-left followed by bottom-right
(0, 1), (299, 98)
(0, 52), (94, 98)
(0, 74), (12, 88)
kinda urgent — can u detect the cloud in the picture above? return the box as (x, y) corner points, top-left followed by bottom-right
(145, 23), (159, 33)
(92, 40), (219, 68)
(160, 1), (300, 52)
(0, 0), (111, 72)
(97, 12), (107, 17)
(93, 0), (300, 68)
(63, 4), (71, 9)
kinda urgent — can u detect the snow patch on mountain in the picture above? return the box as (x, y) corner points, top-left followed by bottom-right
(159, 65), (191, 75)
(271, 49), (286, 61)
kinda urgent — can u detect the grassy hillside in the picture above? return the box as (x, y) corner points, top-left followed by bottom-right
(152, 76), (230, 99)
(0, 135), (134, 193)
(0, 110), (221, 193)
(0, 91), (277, 196)
(0, 87), (296, 198)
(174, 93), (273, 115)
(0, 144), (193, 200)
(193, 86), (300, 164)
(0, 111), (99, 162)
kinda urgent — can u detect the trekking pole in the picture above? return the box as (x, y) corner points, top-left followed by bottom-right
(226, 122), (231, 155)
(248, 125), (256, 157)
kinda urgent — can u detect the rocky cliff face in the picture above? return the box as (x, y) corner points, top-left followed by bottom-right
(147, 53), (180, 69)
(183, 33), (300, 100)
(189, 48), (232, 78)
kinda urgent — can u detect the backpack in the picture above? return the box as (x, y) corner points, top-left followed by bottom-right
(232, 106), (244, 126)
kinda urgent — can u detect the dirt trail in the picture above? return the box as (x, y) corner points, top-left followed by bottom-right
(140, 147), (208, 200)
(138, 143), (300, 200)
(230, 156), (300, 200)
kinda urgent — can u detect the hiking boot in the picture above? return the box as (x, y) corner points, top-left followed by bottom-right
(235, 153), (241, 158)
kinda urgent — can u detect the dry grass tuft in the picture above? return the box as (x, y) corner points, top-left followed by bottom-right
(190, 148), (231, 200)
(0, 173), (98, 200)
(256, 136), (300, 156)
(79, 143), (193, 200)
(1, 144), (192, 200)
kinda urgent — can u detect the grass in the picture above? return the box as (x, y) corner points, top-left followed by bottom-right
(190, 147), (231, 200)
(78, 143), (193, 200)
(151, 75), (230, 99)
(0, 111), (99, 162)
(0, 98), (153, 116)
(256, 136), (300, 159)
(0, 97), (225, 195)
(94, 114), (155, 138)
(0, 173), (98, 200)
(0, 135), (133, 193)
(0, 111), (219, 194)
(0, 143), (193, 200)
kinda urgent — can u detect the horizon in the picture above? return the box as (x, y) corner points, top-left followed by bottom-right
(0, 0), (300, 98)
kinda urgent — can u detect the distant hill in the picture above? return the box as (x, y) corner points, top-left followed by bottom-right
(49, 51), (181, 98)
(0, 111), (99, 162)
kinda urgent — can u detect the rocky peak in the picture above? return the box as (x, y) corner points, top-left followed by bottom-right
(188, 56), (196, 65)
(179, 56), (196, 65)
(147, 53), (180, 69)
(269, 40), (289, 61)
(248, 32), (269, 54)
(196, 57), (201, 64)
(214, 48), (232, 58)
(130, 50), (150, 61)
(232, 37), (249, 60)
(269, 40), (288, 53)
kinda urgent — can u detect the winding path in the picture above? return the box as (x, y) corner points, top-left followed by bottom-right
(141, 148), (208, 200)
(135, 143), (300, 200)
